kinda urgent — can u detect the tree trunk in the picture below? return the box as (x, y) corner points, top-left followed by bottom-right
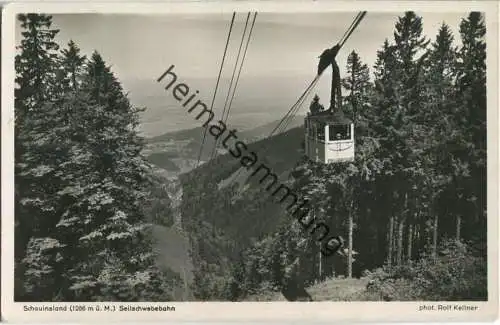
(414, 223), (421, 258)
(182, 267), (189, 300)
(397, 217), (404, 266)
(392, 219), (397, 263)
(318, 243), (323, 280)
(432, 214), (439, 259)
(351, 61), (357, 124)
(387, 216), (394, 268)
(397, 193), (409, 266)
(313, 207), (323, 280)
(347, 199), (354, 278)
(407, 223), (413, 263)
(456, 214), (461, 241)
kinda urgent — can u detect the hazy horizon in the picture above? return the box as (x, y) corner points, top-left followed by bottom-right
(16, 12), (468, 137)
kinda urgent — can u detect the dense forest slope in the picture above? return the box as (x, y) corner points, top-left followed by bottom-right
(181, 126), (304, 239)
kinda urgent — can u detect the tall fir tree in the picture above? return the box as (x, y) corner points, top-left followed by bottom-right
(392, 11), (430, 266)
(16, 21), (174, 298)
(454, 12), (486, 247)
(15, 14), (60, 115)
(371, 38), (400, 267)
(52, 52), (170, 301)
(341, 52), (373, 276)
(57, 40), (87, 93)
(14, 14), (61, 300)
(425, 23), (458, 257)
(342, 50), (371, 124)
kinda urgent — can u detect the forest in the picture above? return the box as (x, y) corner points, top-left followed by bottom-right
(13, 11), (487, 302)
(180, 11), (487, 301)
(14, 14), (178, 301)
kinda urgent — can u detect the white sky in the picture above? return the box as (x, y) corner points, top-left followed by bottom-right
(16, 12), (469, 136)
(36, 12), (466, 80)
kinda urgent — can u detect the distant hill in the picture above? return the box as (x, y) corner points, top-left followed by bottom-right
(147, 127), (205, 144)
(146, 152), (181, 171)
(145, 116), (306, 166)
(238, 115), (305, 141)
(147, 116), (305, 144)
(146, 124), (308, 285)
(178, 125), (313, 301)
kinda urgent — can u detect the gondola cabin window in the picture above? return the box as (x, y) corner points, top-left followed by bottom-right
(317, 122), (326, 141)
(329, 124), (351, 141)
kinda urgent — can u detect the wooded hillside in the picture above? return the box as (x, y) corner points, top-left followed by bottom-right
(181, 12), (487, 301)
(14, 14), (179, 301)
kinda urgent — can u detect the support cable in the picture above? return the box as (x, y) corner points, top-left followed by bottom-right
(210, 12), (252, 160)
(196, 12), (236, 167)
(223, 12), (258, 125)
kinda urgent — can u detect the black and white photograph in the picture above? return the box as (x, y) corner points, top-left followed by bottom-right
(1, 1), (498, 322)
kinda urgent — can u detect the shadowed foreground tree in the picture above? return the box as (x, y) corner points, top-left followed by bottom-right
(15, 14), (179, 301)
(14, 13), (60, 300)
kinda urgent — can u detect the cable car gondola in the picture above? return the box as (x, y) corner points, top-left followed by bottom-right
(303, 12), (366, 164)
(305, 108), (354, 164)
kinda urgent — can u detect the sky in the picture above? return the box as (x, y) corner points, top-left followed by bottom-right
(16, 12), (469, 137)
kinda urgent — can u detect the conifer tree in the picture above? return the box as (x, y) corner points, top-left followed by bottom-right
(341, 51), (371, 277)
(371, 38), (400, 267)
(52, 52), (170, 301)
(454, 12), (486, 245)
(58, 40), (87, 93)
(392, 12), (430, 266)
(371, 39), (400, 139)
(425, 23), (458, 257)
(15, 14), (60, 115)
(14, 14), (61, 300)
(342, 50), (371, 124)
(15, 20), (174, 298)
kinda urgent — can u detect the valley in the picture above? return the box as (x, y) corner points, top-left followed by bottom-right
(144, 116), (305, 300)
(143, 115), (305, 173)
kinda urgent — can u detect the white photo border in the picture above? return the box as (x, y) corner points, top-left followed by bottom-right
(1, 1), (498, 322)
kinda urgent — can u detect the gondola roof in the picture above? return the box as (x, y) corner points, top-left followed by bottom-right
(306, 109), (352, 125)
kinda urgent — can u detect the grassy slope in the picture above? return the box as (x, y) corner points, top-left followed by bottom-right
(151, 225), (193, 279)
(244, 277), (374, 301)
(151, 225), (195, 300)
